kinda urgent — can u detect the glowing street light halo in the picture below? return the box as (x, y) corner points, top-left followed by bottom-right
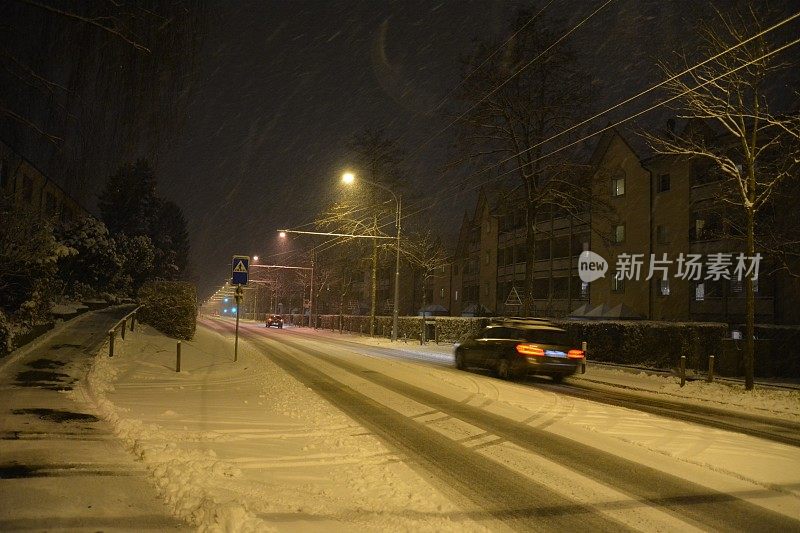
(341, 171), (355, 184)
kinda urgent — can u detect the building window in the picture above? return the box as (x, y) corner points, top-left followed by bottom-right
(581, 281), (589, 299)
(612, 275), (625, 293)
(22, 174), (34, 202)
(693, 217), (706, 240)
(658, 174), (671, 192)
(552, 236), (570, 259)
(440, 288), (445, 299)
(659, 277), (670, 296)
(45, 191), (58, 215)
(454, 290), (459, 302)
(612, 176), (625, 197)
(552, 277), (568, 299)
(535, 239), (551, 261)
(656, 225), (669, 244)
(515, 243), (527, 263)
(612, 224), (625, 244)
(695, 282), (705, 301)
(731, 279), (743, 294)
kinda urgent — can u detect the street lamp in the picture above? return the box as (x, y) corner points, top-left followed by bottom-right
(341, 172), (401, 342)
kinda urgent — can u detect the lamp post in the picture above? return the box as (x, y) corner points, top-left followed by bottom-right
(342, 172), (401, 342)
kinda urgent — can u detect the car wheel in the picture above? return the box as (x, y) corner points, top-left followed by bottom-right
(497, 358), (512, 380)
(455, 349), (465, 370)
(551, 374), (564, 384)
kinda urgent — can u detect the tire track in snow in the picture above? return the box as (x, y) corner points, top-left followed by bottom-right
(243, 324), (800, 532)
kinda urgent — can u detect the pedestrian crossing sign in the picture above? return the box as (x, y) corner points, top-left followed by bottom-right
(505, 286), (522, 306)
(231, 255), (250, 285)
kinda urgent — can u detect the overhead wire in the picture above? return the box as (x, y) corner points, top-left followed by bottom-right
(392, 10), (800, 227)
(258, 4), (556, 236)
(267, 7), (800, 267)
(275, 0), (611, 240)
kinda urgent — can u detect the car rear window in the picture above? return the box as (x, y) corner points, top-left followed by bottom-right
(521, 329), (573, 346)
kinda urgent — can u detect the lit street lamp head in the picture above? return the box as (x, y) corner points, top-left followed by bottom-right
(278, 231), (287, 238)
(341, 172), (355, 184)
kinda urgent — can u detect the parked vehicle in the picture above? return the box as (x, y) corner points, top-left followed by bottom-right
(454, 322), (584, 382)
(266, 314), (284, 328)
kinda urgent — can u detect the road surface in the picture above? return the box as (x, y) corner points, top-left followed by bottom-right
(203, 318), (800, 532)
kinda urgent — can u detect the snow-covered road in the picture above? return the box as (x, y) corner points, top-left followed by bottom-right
(65, 314), (800, 531)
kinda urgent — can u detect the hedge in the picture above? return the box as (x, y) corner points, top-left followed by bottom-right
(138, 281), (197, 340)
(549, 320), (726, 370)
(281, 314), (800, 377)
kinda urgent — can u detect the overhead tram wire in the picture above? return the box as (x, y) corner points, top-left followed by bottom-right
(281, 0), (603, 234)
(404, 0), (616, 162)
(396, 30), (800, 224)
(418, 0), (556, 119)
(388, 10), (800, 226)
(279, 7), (799, 259)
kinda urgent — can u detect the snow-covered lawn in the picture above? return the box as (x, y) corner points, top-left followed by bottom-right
(74, 324), (489, 532)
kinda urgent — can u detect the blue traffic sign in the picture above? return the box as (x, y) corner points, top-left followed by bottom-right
(231, 255), (250, 285)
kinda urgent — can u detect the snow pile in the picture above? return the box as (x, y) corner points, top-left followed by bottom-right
(79, 340), (271, 532)
(576, 366), (800, 421)
(301, 328), (800, 421)
(73, 323), (486, 532)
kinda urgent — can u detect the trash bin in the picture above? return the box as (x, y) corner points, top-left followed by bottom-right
(424, 319), (436, 343)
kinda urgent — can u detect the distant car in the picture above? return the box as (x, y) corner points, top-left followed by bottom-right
(454, 322), (584, 382)
(266, 314), (283, 328)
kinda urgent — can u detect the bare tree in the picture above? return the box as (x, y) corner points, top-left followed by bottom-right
(402, 231), (450, 309)
(315, 129), (405, 335)
(454, 9), (595, 315)
(644, 7), (800, 390)
(401, 230), (450, 342)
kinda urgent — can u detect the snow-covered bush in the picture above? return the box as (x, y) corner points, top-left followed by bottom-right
(434, 316), (490, 343)
(0, 197), (66, 320)
(0, 309), (12, 355)
(138, 281), (197, 340)
(551, 320), (726, 369)
(55, 216), (121, 299)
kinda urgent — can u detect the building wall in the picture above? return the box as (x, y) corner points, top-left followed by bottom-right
(1, 141), (89, 222)
(645, 156), (692, 320)
(478, 199), (498, 313)
(589, 133), (652, 318)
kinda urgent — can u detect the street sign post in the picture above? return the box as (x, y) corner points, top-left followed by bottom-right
(231, 255), (249, 362)
(231, 255), (250, 286)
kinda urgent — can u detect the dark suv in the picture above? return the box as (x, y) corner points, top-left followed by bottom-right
(266, 314), (283, 328)
(454, 323), (584, 382)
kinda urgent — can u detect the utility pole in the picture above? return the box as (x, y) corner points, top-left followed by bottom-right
(234, 285), (242, 362)
(309, 251), (316, 329)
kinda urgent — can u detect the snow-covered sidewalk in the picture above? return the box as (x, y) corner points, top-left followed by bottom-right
(78, 323), (491, 532)
(72, 318), (800, 531)
(280, 323), (800, 423)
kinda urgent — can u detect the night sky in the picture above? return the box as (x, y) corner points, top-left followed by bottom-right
(158, 1), (531, 297)
(15, 0), (790, 298)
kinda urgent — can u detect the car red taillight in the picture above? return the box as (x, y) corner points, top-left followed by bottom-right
(567, 349), (585, 359)
(516, 344), (545, 356)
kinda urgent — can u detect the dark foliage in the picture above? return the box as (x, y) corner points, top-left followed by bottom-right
(98, 159), (190, 280)
(0, 197), (61, 319)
